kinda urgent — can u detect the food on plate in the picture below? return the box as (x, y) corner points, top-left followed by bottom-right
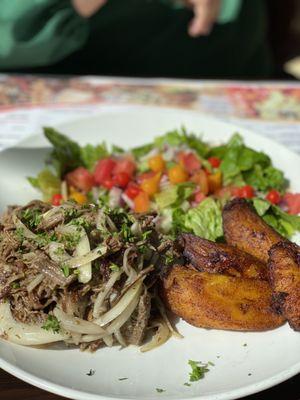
(223, 198), (284, 264)
(2, 126), (300, 351)
(161, 265), (284, 331)
(0, 200), (179, 350)
(28, 127), (300, 241)
(180, 233), (267, 280)
(269, 242), (300, 331)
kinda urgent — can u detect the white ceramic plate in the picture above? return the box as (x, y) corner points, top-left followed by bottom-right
(0, 106), (299, 400)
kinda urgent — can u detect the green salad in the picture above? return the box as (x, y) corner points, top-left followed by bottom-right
(28, 127), (300, 240)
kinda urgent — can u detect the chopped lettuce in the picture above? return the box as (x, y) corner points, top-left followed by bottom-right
(216, 133), (286, 192)
(28, 169), (61, 201)
(252, 198), (300, 238)
(183, 198), (223, 241)
(131, 143), (154, 158)
(80, 143), (108, 171)
(244, 165), (286, 192)
(155, 183), (194, 209)
(155, 127), (209, 157)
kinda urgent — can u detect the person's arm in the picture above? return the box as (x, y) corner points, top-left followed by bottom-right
(0, 0), (104, 69)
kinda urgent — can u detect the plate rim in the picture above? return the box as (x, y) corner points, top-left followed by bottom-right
(0, 104), (299, 400)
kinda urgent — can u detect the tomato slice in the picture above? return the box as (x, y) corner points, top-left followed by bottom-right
(94, 158), (116, 186)
(51, 193), (63, 206)
(113, 172), (130, 188)
(124, 183), (141, 199)
(208, 157), (221, 168)
(178, 152), (201, 174)
(283, 193), (300, 215)
(266, 189), (281, 205)
(66, 167), (95, 192)
(113, 157), (136, 178)
(233, 185), (254, 199)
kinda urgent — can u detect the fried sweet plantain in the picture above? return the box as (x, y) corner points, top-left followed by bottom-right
(180, 233), (267, 280)
(162, 265), (284, 331)
(269, 242), (300, 331)
(222, 198), (283, 264)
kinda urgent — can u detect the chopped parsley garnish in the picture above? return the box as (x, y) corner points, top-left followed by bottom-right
(71, 217), (92, 230)
(141, 230), (152, 241)
(156, 388), (166, 393)
(86, 369), (95, 376)
(64, 208), (79, 220)
(120, 223), (135, 242)
(42, 315), (60, 333)
(118, 377), (128, 381)
(58, 231), (81, 251)
(54, 246), (65, 255)
(35, 232), (58, 247)
(188, 360), (210, 382)
(11, 281), (20, 289)
(61, 263), (70, 277)
(110, 264), (120, 272)
(21, 208), (42, 229)
(15, 228), (25, 242)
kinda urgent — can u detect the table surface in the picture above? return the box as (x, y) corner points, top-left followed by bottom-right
(0, 74), (300, 399)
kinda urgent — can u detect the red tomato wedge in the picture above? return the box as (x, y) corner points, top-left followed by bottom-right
(178, 152), (201, 173)
(283, 193), (300, 215)
(266, 189), (281, 205)
(113, 172), (130, 188)
(94, 158), (117, 185)
(113, 158), (136, 178)
(124, 183), (141, 199)
(233, 185), (254, 199)
(208, 157), (221, 168)
(51, 193), (63, 206)
(66, 167), (95, 192)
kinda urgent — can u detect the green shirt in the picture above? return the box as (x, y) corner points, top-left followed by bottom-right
(0, 0), (272, 78)
(0, 0), (240, 68)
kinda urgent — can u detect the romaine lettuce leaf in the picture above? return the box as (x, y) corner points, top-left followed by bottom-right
(183, 198), (223, 241)
(80, 143), (108, 171)
(28, 169), (61, 201)
(252, 198), (300, 238)
(44, 127), (83, 177)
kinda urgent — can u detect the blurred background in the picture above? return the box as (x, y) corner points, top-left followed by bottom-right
(1, 0), (300, 80)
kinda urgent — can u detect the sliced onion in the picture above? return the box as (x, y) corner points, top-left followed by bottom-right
(121, 193), (134, 209)
(0, 302), (69, 346)
(106, 291), (140, 334)
(27, 273), (44, 293)
(61, 181), (68, 201)
(48, 242), (70, 264)
(74, 227), (92, 284)
(155, 296), (183, 339)
(13, 214), (36, 239)
(103, 334), (114, 347)
(109, 187), (122, 209)
(67, 245), (107, 269)
(80, 334), (103, 343)
(114, 329), (127, 347)
(140, 319), (171, 353)
(94, 280), (143, 327)
(130, 221), (142, 236)
(123, 247), (137, 281)
(93, 269), (123, 319)
(53, 308), (107, 335)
